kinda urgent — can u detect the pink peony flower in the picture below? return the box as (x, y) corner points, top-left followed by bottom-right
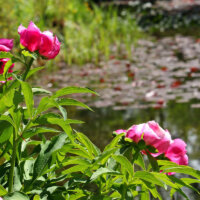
(0, 58), (14, 83)
(126, 121), (172, 156)
(0, 39), (14, 52)
(39, 31), (61, 59)
(165, 139), (188, 165)
(0, 197), (3, 200)
(18, 22), (60, 59)
(18, 21), (41, 52)
(115, 129), (126, 134)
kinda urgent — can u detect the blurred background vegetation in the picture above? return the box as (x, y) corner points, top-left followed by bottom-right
(1, 0), (200, 65)
(1, 1), (200, 197)
(0, 0), (146, 65)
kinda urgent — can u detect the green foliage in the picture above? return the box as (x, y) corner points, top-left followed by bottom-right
(0, 28), (199, 200)
(0, 0), (145, 65)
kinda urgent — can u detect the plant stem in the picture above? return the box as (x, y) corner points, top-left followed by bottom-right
(8, 130), (17, 193)
(22, 58), (34, 81)
(121, 184), (127, 200)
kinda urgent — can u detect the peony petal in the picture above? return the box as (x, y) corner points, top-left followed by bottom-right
(0, 39), (13, 50)
(115, 129), (126, 134)
(18, 22), (41, 52)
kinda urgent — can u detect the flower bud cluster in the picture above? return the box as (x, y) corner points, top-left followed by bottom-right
(115, 121), (188, 166)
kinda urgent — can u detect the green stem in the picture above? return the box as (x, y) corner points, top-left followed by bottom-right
(22, 58), (34, 81)
(8, 130), (17, 193)
(121, 184), (127, 200)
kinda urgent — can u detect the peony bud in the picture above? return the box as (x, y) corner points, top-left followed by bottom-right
(126, 121), (172, 156)
(39, 31), (60, 59)
(18, 21), (41, 52)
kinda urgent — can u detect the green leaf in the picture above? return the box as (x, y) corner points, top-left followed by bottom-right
(146, 152), (159, 172)
(3, 59), (12, 78)
(134, 152), (146, 170)
(43, 118), (76, 141)
(168, 176), (200, 195)
(52, 86), (98, 98)
(160, 165), (200, 180)
(57, 98), (93, 111)
(14, 167), (22, 191)
(0, 115), (16, 128)
(4, 192), (29, 200)
(0, 75), (6, 82)
(62, 165), (89, 175)
(32, 133), (68, 180)
(22, 50), (37, 59)
(32, 88), (52, 95)
(26, 67), (44, 80)
(0, 121), (13, 144)
(134, 171), (164, 187)
(112, 155), (134, 177)
(91, 167), (121, 181)
(33, 195), (40, 200)
(62, 157), (91, 167)
(0, 51), (13, 58)
(67, 191), (86, 200)
(22, 127), (60, 139)
(19, 81), (34, 118)
(93, 148), (118, 165)
(67, 148), (92, 160)
(76, 132), (100, 157)
(141, 185), (150, 200)
(141, 181), (162, 200)
(0, 184), (7, 196)
(104, 133), (124, 151)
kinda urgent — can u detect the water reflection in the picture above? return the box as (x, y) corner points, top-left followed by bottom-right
(71, 101), (200, 170)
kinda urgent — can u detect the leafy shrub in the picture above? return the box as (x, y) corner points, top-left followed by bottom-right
(0, 22), (199, 200)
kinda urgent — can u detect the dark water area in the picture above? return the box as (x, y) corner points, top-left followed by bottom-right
(72, 101), (200, 171)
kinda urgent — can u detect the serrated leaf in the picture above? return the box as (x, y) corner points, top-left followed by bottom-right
(53, 86), (98, 98)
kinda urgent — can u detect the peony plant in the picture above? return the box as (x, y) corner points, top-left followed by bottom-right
(0, 22), (199, 200)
